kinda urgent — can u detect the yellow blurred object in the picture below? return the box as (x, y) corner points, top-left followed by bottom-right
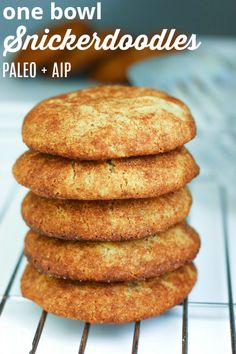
(53, 30), (119, 75)
(15, 23), (177, 82)
(15, 22), (122, 76)
(90, 47), (174, 83)
(15, 21), (91, 72)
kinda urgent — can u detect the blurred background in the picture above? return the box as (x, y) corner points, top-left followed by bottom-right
(0, 1), (236, 353)
(1, 0), (236, 36)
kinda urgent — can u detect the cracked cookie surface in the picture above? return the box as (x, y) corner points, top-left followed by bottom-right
(21, 263), (197, 323)
(24, 222), (200, 282)
(22, 187), (192, 241)
(13, 147), (199, 200)
(22, 86), (196, 160)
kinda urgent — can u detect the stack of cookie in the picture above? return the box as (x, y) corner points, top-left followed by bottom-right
(13, 86), (200, 324)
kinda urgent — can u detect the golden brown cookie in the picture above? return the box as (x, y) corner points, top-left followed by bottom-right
(24, 223), (200, 282)
(22, 86), (196, 160)
(13, 148), (199, 200)
(21, 263), (197, 323)
(22, 187), (192, 241)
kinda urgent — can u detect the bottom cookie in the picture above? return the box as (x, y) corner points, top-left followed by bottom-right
(21, 263), (197, 324)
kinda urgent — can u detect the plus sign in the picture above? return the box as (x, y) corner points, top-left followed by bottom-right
(41, 67), (47, 74)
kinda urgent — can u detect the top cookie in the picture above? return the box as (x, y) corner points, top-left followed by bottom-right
(22, 86), (196, 160)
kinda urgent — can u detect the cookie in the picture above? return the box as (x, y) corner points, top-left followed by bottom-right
(24, 222), (200, 282)
(90, 47), (170, 83)
(22, 187), (191, 241)
(65, 30), (122, 75)
(90, 30), (178, 83)
(21, 263), (197, 323)
(13, 147), (199, 200)
(46, 30), (117, 76)
(22, 86), (196, 160)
